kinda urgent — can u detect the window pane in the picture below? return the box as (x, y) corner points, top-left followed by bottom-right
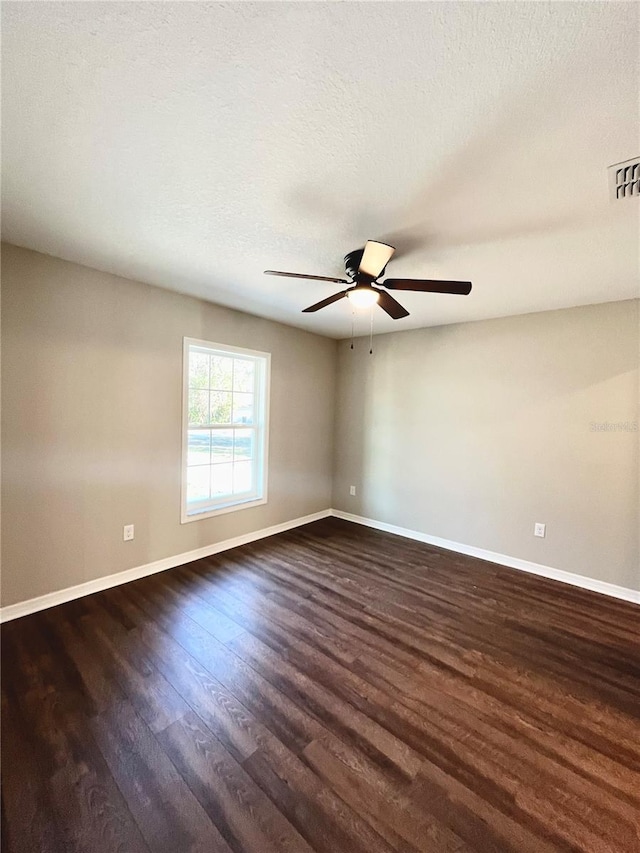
(234, 359), (255, 393)
(189, 352), (209, 389)
(210, 356), (233, 391)
(184, 341), (268, 520)
(189, 390), (209, 426)
(210, 391), (232, 424)
(232, 392), (253, 424)
(233, 429), (253, 461)
(187, 465), (210, 502)
(211, 429), (234, 463)
(188, 430), (211, 465)
(211, 462), (233, 497)
(233, 460), (253, 494)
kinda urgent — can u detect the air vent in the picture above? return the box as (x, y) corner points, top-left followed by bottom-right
(608, 157), (640, 200)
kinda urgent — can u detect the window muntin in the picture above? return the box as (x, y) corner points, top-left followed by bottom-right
(182, 339), (269, 522)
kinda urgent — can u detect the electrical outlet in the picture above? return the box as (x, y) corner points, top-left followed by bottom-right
(534, 522), (546, 538)
(349, 485), (357, 496)
(123, 524), (135, 542)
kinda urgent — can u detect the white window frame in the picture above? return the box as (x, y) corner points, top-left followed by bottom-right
(181, 337), (270, 523)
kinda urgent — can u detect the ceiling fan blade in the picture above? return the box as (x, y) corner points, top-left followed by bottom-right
(264, 270), (348, 284)
(358, 241), (395, 279)
(383, 278), (472, 295)
(377, 289), (409, 319)
(302, 290), (348, 313)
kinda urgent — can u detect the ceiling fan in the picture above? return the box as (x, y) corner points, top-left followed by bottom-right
(264, 241), (472, 318)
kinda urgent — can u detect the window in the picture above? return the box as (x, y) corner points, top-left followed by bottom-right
(182, 338), (270, 522)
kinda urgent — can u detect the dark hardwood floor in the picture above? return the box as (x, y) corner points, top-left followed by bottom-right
(2, 517), (639, 853)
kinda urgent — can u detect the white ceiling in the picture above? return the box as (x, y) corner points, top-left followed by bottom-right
(2, 2), (639, 339)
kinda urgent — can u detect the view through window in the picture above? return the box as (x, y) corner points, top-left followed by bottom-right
(182, 338), (269, 521)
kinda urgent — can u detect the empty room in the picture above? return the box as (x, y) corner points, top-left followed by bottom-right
(1, 2), (639, 852)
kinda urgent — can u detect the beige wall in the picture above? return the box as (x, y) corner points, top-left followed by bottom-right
(2, 244), (638, 609)
(1, 245), (337, 607)
(333, 301), (639, 591)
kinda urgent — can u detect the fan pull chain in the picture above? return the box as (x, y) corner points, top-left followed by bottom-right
(369, 307), (374, 355)
(350, 307), (355, 349)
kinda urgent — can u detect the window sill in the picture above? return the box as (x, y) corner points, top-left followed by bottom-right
(181, 495), (267, 524)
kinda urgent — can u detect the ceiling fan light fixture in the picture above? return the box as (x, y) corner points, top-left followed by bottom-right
(358, 241), (395, 278)
(347, 286), (380, 309)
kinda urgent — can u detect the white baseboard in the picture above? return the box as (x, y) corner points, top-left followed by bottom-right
(0, 509), (332, 623)
(331, 509), (640, 605)
(3, 506), (637, 621)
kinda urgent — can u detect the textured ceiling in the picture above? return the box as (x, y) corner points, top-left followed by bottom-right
(2, 2), (639, 338)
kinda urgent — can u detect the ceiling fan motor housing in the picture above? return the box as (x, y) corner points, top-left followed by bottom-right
(344, 249), (363, 280)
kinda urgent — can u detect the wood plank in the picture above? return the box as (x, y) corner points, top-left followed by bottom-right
(125, 581), (323, 760)
(79, 598), (191, 733)
(301, 737), (470, 853)
(2, 517), (639, 853)
(89, 699), (233, 853)
(157, 710), (314, 853)
(1, 623), (151, 853)
(242, 745), (400, 853)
